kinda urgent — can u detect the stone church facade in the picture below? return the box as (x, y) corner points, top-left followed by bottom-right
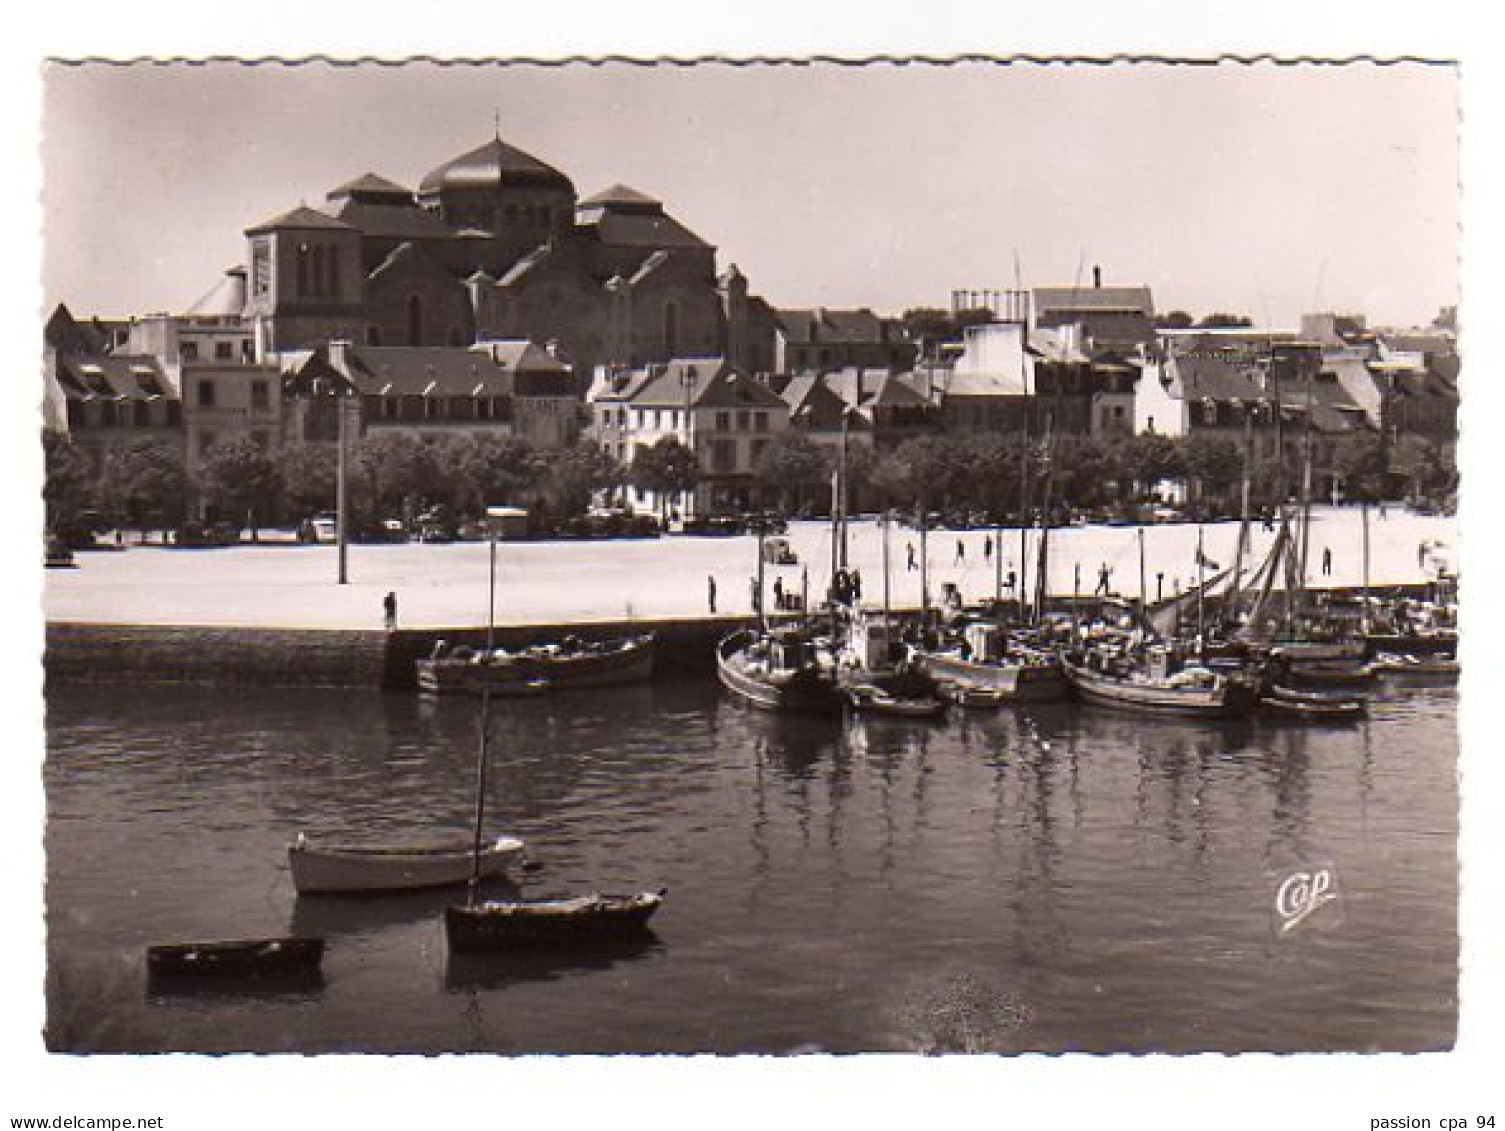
(242, 134), (778, 378)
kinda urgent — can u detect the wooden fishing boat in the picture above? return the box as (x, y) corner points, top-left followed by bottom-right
(146, 936), (325, 980)
(914, 643), (1067, 704)
(716, 627), (846, 715)
(1368, 653), (1461, 685)
(1063, 644), (1261, 719)
(445, 890), (665, 953)
(944, 683), (1008, 709)
(1260, 684), (1367, 722)
(289, 833), (526, 895)
(416, 633), (655, 695)
(1361, 630), (1457, 658)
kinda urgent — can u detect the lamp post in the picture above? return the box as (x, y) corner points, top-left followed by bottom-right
(335, 389), (355, 585)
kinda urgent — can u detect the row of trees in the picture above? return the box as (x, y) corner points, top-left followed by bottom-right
(43, 431), (621, 537)
(44, 425), (1457, 538)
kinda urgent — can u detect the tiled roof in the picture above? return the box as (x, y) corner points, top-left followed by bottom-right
(330, 199), (456, 242)
(245, 204), (356, 236)
(1034, 285), (1154, 314)
(342, 346), (512, 397)
(54, 354), (172, 401)
(45, 303), (110, 356)
(326, 172), (414, 202)
(1175, 355), (1266, 403)
(418, 136), (574, 194)
(777, 308), (894, 346)
(497, 243), (552, 287)
(582, 210), (711, 250)
(627, 358), (786, 411)
(472, 340), (578, 397)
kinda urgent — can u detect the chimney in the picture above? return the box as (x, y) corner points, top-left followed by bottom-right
(1093, 265), (1102, 289)
(546, 338), (562, 359)
(328, 338), (351, 372)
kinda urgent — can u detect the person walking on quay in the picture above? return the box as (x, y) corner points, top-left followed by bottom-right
(1094, 563), (1112, 597)
(383, 591), (398, 631)
(773, 577), (785, 609)
(851, 569), (863, 601)
(1417, 540), (1429, 569)
(750, 575), (761, 614)
(954, 538), (966, 566)
(984, 536), (993, 563)
(1322, 547), (1333, 577)
(1006, 567), (1017, 594)
(906, 542), (918, 572)
(707, 575), (717, 614)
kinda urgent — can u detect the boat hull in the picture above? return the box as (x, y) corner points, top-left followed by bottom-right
(289, 835), (525, 895)
(445, 891), (664, 953)
(1063, 660), (1259, 718)
(716, 632), (846, 715)
(914, 650), (1067, 702)
(146, 936), (325, 979)
(1369, 657), (1460, 685)
(416, 635), (655, 695)
(1260, 685), (1366, 722)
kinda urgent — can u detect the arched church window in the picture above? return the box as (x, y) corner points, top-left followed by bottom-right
(311, 247), (325, 296)
(296, 244), (310, 298)
(329, 248), (341, 297)
(407, 295), (424, 347)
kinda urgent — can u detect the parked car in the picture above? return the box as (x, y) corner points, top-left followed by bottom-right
(171, 520), (239, 548)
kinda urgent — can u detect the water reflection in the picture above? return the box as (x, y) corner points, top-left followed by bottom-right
(45, 680), (1459, 1053)
(443, 934), (662, 993)
(289, 879), (520, 941)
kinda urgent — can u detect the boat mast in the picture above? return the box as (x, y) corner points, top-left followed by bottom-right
(1360, 499), (1371, 634)
(1195, 525), (1207, 646)
(466, 687), (491, 907)
(1137, 526), (1148, 628)
(1032, 411), (1056, 626)
(757, 520), (768, 632)
(1226, 408), (1254, 629)
(882, 508), (893, 635)
(1017, 327), (1033, 626)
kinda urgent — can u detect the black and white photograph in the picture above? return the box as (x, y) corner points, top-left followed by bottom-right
(6, 4), (1502, 1128)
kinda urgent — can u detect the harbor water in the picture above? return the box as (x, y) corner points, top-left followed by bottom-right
(44, 678), (1457, 1054)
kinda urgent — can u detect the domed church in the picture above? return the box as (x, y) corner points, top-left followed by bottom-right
(242, 131), (778, 376)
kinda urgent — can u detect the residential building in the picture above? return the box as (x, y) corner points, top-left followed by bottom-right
(774, 307), (916, 375)
(588, 357), (790, 515)
(1034, 269), (1156, 352)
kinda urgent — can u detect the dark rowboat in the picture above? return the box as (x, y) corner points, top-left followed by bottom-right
(845, 683), (948, 719)
(1260, 684), (1367, 722)
(417, 633), (655, 695)
(445, 890), (665, 953)
(1369, 653), (1461, 685)
(146, 936), (325, 980)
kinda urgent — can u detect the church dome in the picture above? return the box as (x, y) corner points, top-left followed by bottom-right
(418, 136), (575, 196)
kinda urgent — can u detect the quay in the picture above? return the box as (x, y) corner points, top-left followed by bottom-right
(43, 508), (1458, 690)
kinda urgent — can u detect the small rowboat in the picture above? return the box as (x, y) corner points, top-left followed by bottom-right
(846, 684), (948, 719)
(946, 684), (1008, 709)
(445, 889), (665, 953)
(289, 833), (526, 895)
(1260, 684), (1366, 722)
(1368, 653), (1460, 685)
(146, 936), (325, 980)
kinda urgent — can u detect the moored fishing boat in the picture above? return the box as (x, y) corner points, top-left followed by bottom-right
(417, 633), (655, 694)
(146, 936), (325, 980)
(289, 833), (526, 895)
(716, 627), (846, 715)
(913, 622), (1067, 703)
(1063, 641), (1261, 719)
(445, 890), (665, 953)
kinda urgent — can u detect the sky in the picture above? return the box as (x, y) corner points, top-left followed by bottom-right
(41, 60), (1458, 329)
